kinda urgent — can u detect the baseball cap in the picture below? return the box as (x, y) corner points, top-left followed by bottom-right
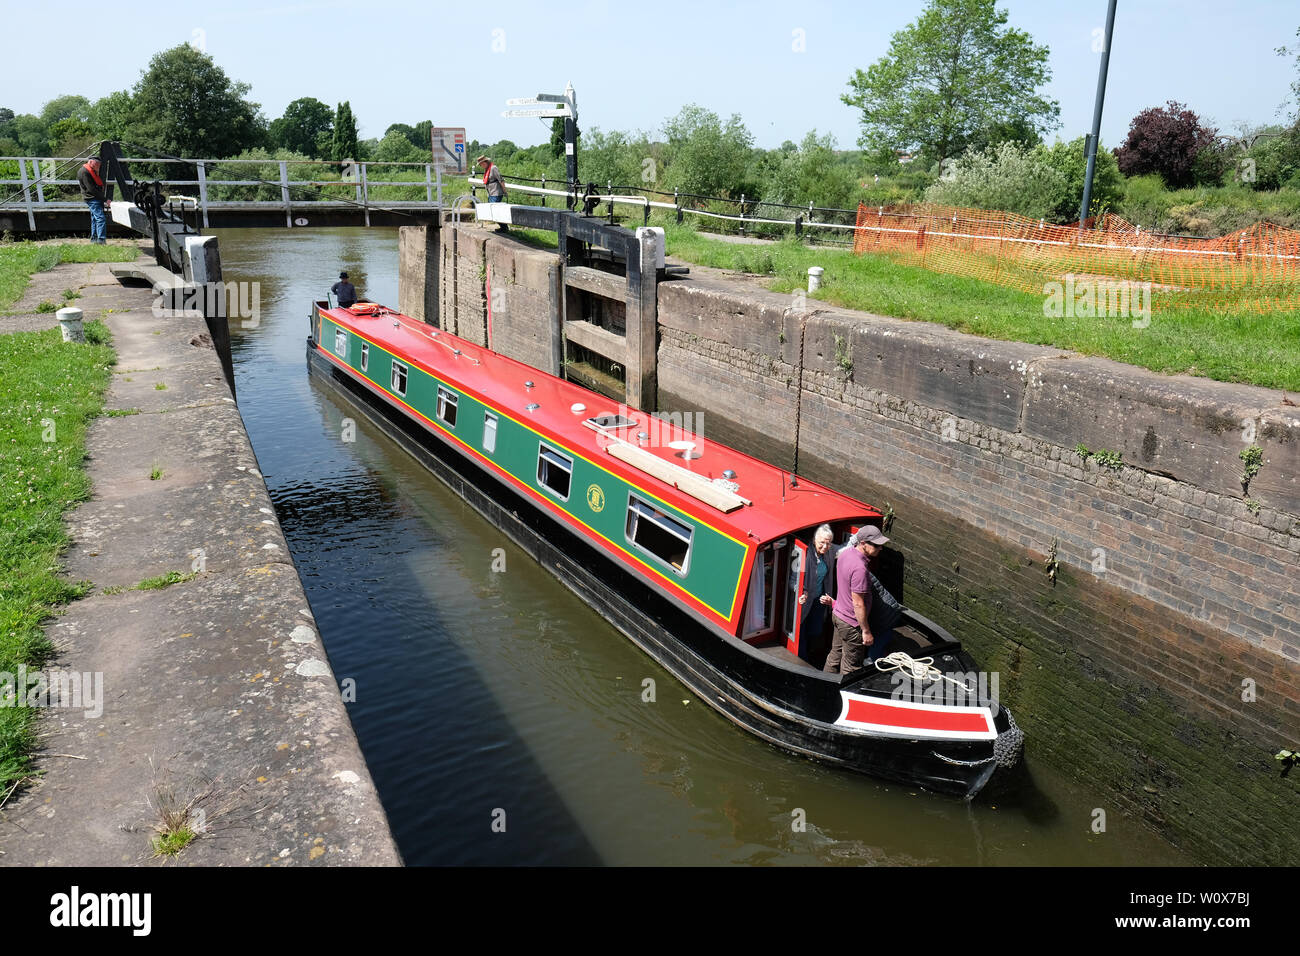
(851, 527), (889, 547)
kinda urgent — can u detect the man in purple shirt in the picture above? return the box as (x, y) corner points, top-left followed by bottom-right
(824, 526), (889, 675)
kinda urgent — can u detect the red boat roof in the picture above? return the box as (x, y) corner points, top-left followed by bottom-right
(324, 303), (882, 543)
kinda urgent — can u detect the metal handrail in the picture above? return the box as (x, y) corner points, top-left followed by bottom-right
(0, 155), (477, 229)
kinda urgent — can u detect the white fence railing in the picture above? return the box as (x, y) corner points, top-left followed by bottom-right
(0, 156), (478, 229)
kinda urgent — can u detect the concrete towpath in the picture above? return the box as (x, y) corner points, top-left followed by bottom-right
(0, 253), (400, 865)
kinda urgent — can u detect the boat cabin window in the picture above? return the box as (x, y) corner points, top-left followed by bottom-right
(587, 414), (636, 431)
(537, 444), (573, 500)
(334, 327), (347, 358)
(483, 412), (498, 453)
(360, 342), (369, 372)
(626, 495), (693, 575)
(391, 360), (408, 397)
(437, 386), (458, 427)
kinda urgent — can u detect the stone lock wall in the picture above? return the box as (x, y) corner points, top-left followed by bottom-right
(433, 221), (561, 375)
(657, 274), (1299, 865)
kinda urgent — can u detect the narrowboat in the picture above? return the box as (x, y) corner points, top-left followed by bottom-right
(305, 300), (1024, 798)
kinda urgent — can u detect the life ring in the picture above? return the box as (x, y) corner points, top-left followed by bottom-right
(348, 302), (382, 315)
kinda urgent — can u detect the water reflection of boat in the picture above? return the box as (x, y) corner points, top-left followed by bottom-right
(306, 300), (1023, 798)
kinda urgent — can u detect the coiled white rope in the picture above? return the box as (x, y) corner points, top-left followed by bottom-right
(874, 652), (973, 692)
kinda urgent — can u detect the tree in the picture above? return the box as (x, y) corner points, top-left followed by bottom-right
(762, 131), (860, 209)
(127, 45), (265, 157)
(48, 117), (94, 154)
(842, 0), (1059, 164)
(5, 114), (49, 155)
(412, 121), (432, 153)
(384, 123), (418, 147)
(332, 101), (358, 161)
(578, 127), (650, 188)
(88, 91), (135, 144)
(548, 115), (580, 161)
(269, 97), (333, 158)
(1113, 101), (1217, 188)
(39, 95), (91, 128)
(374, 130), (423, 163)
(1236, 126), (1300, 190)
(661, 104), (756, 197)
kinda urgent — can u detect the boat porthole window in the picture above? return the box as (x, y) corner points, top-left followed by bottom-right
(391, 360), (408, 397)
(483, 412), (498, 453)
(334, 327), (347, 358)
(537, 443), (573, 501)
(437, 386), (459, 428)
(360, 342), (369, 372)
(626, 494), (693, 575)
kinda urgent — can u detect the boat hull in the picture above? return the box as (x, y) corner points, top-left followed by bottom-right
(306, 340), (1018, 798)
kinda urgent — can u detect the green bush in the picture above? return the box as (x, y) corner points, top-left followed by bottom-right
(1036, 136), (1124, 222)
(922, 141), (1066, 220)
(1115, 174), (1300, 235)
(1239, 132), (1300, 191)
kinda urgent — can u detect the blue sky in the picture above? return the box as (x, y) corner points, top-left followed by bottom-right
(7, 0), (1298, 152)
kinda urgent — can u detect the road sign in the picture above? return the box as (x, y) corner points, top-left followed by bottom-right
(503, 82), (578, 205)
(500, 107), (571, 119)
(431, 127), (467, 174)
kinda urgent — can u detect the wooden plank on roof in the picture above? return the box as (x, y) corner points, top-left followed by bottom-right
(606, 441), (751, 513)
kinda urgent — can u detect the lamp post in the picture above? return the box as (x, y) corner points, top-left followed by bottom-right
(1080, 0), (1118, 226)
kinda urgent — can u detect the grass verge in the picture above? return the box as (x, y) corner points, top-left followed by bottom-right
(0, 242), (138, 310)
(0, 319), (115, 789)
(657, 224), (1300, 392)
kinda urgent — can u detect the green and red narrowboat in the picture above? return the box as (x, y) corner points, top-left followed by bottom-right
(306, 299), (1024, 798)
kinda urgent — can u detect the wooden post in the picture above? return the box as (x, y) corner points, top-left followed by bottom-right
(624, 231), (657, 410)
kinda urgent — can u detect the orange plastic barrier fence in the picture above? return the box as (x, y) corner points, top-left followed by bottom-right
(851, 203), (1300, 312)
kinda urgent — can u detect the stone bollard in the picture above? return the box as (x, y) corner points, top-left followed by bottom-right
(57, 306), (85, 343)
(807, 266), (824, 293)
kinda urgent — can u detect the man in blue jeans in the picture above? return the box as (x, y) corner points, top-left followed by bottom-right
(77, 158), (109, 244)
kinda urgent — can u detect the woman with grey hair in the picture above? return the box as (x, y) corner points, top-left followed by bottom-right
(795, 523), (837, 665)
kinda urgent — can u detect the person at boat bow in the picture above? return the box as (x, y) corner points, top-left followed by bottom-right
(823, 526), (889, 675)
(332, 271), (357, 308)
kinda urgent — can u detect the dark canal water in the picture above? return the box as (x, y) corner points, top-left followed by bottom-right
(215, 226), (1186, 866)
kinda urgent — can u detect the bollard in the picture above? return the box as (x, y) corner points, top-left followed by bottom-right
(807, 266), (824, 293)
(57, 306), (85, 343)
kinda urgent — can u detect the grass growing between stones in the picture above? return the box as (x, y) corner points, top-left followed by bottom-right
(134, 570), (195, 590)
(0, 242), (137, 310)
(0, 320), (116, 789)
(658, 224), (1300, 392)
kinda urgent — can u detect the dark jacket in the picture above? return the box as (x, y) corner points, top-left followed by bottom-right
(77, 165), (105, 202)
(331, 280), (357, 306)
